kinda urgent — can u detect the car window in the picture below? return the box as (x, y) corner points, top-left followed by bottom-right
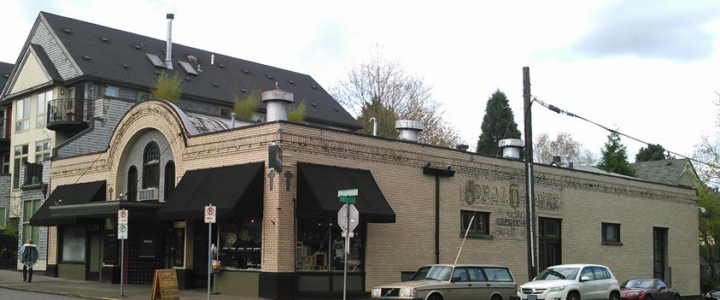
(426, 266), (453, 281)
(592, 267), (607, 280)
(657, 281), (667, 289)
(411, 267), (431, 281)
(536, 267), (579, 280)
(601, 268), (611, 279)
(580, 267), (595, 281)
(467, 267), (487, 282)
(452, 268), (470, 282)
(483, 267), (514, 282)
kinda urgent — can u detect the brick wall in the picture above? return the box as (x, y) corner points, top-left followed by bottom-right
(48, 101), (700, 295)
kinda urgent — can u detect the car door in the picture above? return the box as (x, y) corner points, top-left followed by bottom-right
(592, 267), (611, 299)
(655, 280), (671, 300)
(450, 267), (473, 300)
(467, 267), (490, 300)
(482, 267), (516, 300)
(578, 267), (598, 300)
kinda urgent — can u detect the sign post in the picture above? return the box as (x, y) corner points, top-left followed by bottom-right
(118, 209), (128, 297)
(205, 204), (216, 300)
(338, 189), (359, 300)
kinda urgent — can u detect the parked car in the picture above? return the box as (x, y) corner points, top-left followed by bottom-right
(517, 264), (621, 300)
(371, 264), (517, 300)
(706, 286), (720, 300)
(620, 278), (679, 300)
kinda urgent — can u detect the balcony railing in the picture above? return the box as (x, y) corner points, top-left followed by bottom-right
(47, 98), (93, 132)
(24, 163), (43, 186)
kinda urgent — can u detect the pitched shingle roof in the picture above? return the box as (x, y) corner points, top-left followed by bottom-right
(0, 62), (13, 92)
(630, 158), (693, 186)
(29, 44), (63, 82)
(39, 12), (360, 130)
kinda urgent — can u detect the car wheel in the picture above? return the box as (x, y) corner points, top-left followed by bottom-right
(428, 294), (443, 300)
(674, 295), (680, 300)
(645, 295), (654, 300)
(491, 294), (503, 300)
(568, 292), (581, 300)
(610, 292), (620, 300)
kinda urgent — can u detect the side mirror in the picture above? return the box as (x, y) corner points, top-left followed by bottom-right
(580, 276), (591, 282)
(659, 286), (667, 291)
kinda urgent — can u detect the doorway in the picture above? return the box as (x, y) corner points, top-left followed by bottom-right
(539, 218), (562, 270)
(653, 227), (668, 281)
(87, 231), (102, 281)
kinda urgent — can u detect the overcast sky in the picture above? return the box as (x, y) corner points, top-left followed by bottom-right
(2, 0), (719, 163)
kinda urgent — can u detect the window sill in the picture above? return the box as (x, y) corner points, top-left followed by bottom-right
(601, 241), (623, 246)
(461, 233), (493, 240)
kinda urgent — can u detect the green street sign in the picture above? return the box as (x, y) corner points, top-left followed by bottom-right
(338, 189), (358, 204)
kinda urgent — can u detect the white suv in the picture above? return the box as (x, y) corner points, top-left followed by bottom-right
(517, 264), (620, 300)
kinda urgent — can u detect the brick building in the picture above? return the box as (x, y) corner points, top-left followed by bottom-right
(34, 97), (699, 299)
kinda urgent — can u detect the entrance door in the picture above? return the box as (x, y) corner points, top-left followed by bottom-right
(539, 218), (562, 270)
(653, 227), (668, 281)
(193, 221), (217, 288)
(87, 232), (102, 281)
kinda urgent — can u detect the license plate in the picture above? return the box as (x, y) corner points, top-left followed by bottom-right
(528, 295), (537, 300)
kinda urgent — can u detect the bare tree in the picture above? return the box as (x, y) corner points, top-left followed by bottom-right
(331, 50), (462, 147)
(534, 132), (597, 165)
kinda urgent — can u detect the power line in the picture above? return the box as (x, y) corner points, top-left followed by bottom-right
(532, 97), (720, 171)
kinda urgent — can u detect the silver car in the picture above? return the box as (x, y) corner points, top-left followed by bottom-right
(371, 264), (517, 300)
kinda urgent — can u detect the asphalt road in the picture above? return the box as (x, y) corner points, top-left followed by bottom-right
(0, 288), (83, 300)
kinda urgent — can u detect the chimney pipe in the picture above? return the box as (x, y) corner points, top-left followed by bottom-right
(165, 13), (174, 70)
(369, 117), (377, 136)
(262, 88), (294, 122)
(395, 120), (424, 142)
(498, 138), (524, 159)
(230, 112), (236, 129)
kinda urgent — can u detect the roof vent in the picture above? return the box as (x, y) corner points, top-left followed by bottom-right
(240, 88), (246, 93)
(243, 69), (249, 74)
(288, 80), (295, 84)
(262, 88), (294, 122)
(267, 75), (274, 79)
(311, 85), (317, 89)
(101, 37), (109, 42)
(456, 144), (469, 151)
(83, 55), (91, 60)
(395, 120), (424, 142)
(212, 82), (218, 87)
(134, 44), (142, 49)
(188, 55), (197, 63)
(218, 63), (225, 69)
(122, 64), (129, 68)
(498, 139), (524, 159)
(311, 103), (317, 107)
(63, 28), (72, 34)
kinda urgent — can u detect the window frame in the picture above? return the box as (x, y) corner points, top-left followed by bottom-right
(164, 161), (175, 201)
(36, 90), (53, 128)
(0, 207), (6, 229)
(13, 144), (29, 189)
(105, 86), (120, 97)
(601, 222), (622, 246)
(35, 139), (52, 162)
(220, 107), (233, 118)
(15, 97), (30, 132)
(142, 142), (160, 189)
(22, 199), (41, 245)
(460, 210), (491, 238)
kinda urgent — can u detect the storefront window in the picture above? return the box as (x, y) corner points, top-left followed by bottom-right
(219, 217), (262, 270)
(62, 227), (86, 262)
(296, 220), (364, 272)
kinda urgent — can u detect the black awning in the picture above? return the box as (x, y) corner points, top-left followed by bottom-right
(297, 163), (395, 223)
(30, 181), (106, 226)
(156, 162), (264, 221)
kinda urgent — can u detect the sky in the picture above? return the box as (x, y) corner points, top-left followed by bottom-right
(2, 0), (720, 163)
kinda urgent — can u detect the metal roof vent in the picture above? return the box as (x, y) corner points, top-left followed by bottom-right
(498, 139), (524, 159)
(395, 120), (424, 142)
(262, 88), (294, 122)
(165, 13), (174, 70)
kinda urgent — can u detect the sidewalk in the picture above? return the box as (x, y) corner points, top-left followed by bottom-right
(0, 269), (254, 300)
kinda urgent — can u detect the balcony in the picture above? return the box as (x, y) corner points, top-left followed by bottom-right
(23, 163), (43, 186)
(47, 98), (92, 133)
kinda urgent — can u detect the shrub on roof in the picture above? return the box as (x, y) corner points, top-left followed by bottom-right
(288, 100), (306, 123)
(233, 89), (261, 121)
(150, 71), (182, 104)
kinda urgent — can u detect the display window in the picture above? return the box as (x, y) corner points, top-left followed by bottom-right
(296, 219), (364, 272)
(219, 217), (262, 270)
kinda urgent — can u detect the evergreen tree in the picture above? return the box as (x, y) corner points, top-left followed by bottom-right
(635, 143), (670, 162)
(477, 90), (521, 156)
(356, 97), (399, 139)
(597, 131), (636, 176)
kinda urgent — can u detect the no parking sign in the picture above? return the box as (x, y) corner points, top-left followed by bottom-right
(204, 205), (216, 223)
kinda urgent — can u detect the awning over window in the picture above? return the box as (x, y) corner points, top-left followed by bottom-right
(297, 163), (395, 223)
(30, 181), (106, 226)
(156, 162), (264, 221)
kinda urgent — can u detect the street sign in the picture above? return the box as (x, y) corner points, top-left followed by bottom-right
(118, 224), (128, 240)
(204, 205), (216, 224)
(338, 189), (358, 204)
(118, 209), (128, 225)
(338, 204), (359, 233)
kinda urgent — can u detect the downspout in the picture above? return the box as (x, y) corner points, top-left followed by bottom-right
(423, 164), (455, 264)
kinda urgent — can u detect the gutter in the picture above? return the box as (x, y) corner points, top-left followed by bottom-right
(423, 164), (455, 264)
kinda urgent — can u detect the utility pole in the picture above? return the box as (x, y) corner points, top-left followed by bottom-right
(523, 66), (537, 280)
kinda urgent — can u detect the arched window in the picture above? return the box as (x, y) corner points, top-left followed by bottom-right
(127, 166), (137, 201)
(164, 161), (175, 200)
(142, 142), (160, 189)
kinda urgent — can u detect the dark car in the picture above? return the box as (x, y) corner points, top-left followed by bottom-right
(620, 278), (680, 300)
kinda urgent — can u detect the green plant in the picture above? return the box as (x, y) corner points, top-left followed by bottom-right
(233, 90), (261, 121)
(150, 70), (182, 103)
(288, 100), (306, 123)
